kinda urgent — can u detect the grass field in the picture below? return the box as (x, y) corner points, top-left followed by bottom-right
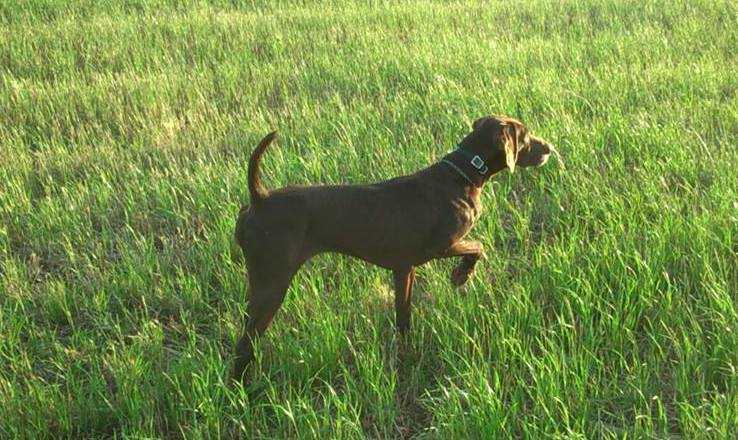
(1, 0), (737, 437)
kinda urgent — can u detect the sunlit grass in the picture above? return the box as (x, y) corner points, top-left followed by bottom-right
(1, 0), (736, 437)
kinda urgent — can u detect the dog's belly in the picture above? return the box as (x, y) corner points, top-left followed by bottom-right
(303, 184), (470, 269)
(313, 211), (435, 268)
(328, 234), (434, 269)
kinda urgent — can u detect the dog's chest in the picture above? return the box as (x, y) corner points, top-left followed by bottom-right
(448, 193), (480, 237)
(451, 185), (479, 219)
(463, 200), (480, 228)
(464, 188), (482, 223)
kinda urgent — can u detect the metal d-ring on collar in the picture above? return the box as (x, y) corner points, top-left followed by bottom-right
(440, 146), (489, 186)
(455, 147), (489, 175)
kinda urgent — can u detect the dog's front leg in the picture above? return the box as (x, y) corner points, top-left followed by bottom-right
(439, 240), (484, 287)
(393, 267), (416, 333)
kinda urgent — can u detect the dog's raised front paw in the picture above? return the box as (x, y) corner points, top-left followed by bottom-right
(450, 265), (473, 287)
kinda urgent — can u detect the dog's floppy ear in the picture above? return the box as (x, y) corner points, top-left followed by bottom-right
(504, 124), (518, 173)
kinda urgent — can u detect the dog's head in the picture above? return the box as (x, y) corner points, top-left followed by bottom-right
(460, 115), (553, 173)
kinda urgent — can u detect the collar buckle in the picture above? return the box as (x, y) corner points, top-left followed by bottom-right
(470, 155), (488, 174)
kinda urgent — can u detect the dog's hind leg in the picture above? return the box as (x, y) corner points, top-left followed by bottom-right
(231, 231), (312, 384)
(231, 204), (315, 383)
(231, 268), (295, 384)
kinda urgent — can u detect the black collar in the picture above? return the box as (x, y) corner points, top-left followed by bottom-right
(440, 147), (489, 187)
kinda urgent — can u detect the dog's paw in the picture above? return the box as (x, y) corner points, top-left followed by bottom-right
(450, 265), (473, 287)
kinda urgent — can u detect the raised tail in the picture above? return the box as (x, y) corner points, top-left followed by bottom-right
(248, 131), (277, 204)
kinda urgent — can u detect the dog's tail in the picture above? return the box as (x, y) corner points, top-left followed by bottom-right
(248, 131), (277, 204)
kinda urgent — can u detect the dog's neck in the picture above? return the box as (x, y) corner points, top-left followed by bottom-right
(440, 147), (504, 188)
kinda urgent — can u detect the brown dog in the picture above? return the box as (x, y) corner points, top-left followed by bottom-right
(232, 115), (553, 381)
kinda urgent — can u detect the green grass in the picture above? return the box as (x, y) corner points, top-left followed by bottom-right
(1, 0), (737, 437)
